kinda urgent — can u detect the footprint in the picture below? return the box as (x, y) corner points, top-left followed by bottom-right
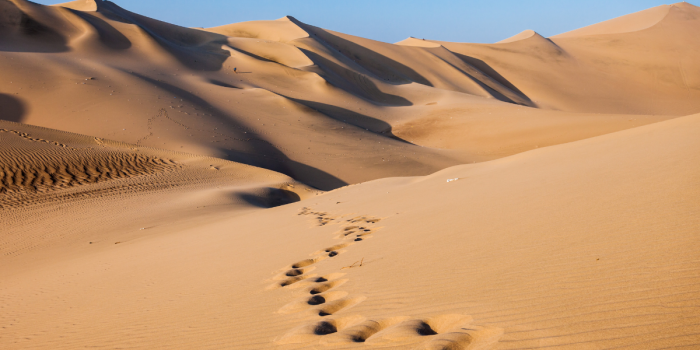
(355, 230), (373, 238)
(277, 291), (348, 314)
(317, 296), (366, 316)
(314, 321), (337, 335)
(267, 272), (321, 290)
(341, 317), (410, 343)
(314, 242), (353, 255)
(365, 315), (473, 344)
(276, 315), (366, 344)
(291, 255), (327, 269)
(278, 275), (309, 287)
(418, 333), (473, 350)
(273, 266), (316, 280)
(286, 269), (306, 277)
(347, 216), (381, 224)
(309, 277), (348, 295)
(298, 207), (337, 226)
(308, 295), (327, 305)
(337, 226), (381, 239)
(418, 325), (504, 350)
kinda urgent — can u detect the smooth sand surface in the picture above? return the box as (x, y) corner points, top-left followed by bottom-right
(1, 1), (699, 349)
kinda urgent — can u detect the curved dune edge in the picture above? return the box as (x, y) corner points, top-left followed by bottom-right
(206, 16), (310, 42)
(553, 4), (672, 38)
(394, 37), (443, 47)
(54, 0), (98, 11)
(496, 29), (539, 43)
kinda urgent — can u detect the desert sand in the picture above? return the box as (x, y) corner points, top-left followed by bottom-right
(1, 0), (699, 349)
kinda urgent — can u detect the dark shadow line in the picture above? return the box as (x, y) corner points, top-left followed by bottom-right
(430, 53), (527, 105)
(127, 71), (348, 190)
(297, 48), (412, 107)
(451, 52), (529, 97)
(288, 17), (434, 87)
(285, 96), (415, 145)
(64, 8), (132, 50)
(0, 93), (26, 123)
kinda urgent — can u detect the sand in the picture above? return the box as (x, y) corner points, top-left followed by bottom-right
(1, 1), (699, 349)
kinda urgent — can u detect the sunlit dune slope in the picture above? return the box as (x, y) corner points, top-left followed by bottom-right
(1, 110), (697, 349)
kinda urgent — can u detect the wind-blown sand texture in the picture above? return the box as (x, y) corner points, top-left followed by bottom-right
(1, 1), (699, 349)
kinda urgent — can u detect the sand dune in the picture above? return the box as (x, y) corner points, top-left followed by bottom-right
(2, 0), (694, 190)
(416, 3), (700, 115)
(1, 1), (699, 349)
(2, 110), (697, 350)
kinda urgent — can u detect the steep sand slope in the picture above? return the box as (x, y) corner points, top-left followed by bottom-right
(0, 0), (693, 191)
(2, 111), (697, 349)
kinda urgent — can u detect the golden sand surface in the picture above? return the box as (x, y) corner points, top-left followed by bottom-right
(1, 1), (699, 348)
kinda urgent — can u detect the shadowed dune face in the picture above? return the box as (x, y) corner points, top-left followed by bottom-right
(68, 9), (132, 50)
(0, 0), (69, 52)
(238, 188), (301, 208)
(0, 93), (26, 122)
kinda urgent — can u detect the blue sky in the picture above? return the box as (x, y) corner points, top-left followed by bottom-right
(34, 1), (698, 43)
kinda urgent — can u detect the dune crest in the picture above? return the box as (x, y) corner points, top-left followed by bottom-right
(54, 0), (98, 11)
(394, 37), (443, 47)
(207, 16), (310, 42)
(554, 4), (671, 38)
(497, 29), (539, 43)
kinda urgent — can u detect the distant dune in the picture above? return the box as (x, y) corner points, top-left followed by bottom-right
(1, 1), (699, 349)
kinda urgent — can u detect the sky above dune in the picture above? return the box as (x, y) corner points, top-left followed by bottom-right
(32, 1), (700, 43)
